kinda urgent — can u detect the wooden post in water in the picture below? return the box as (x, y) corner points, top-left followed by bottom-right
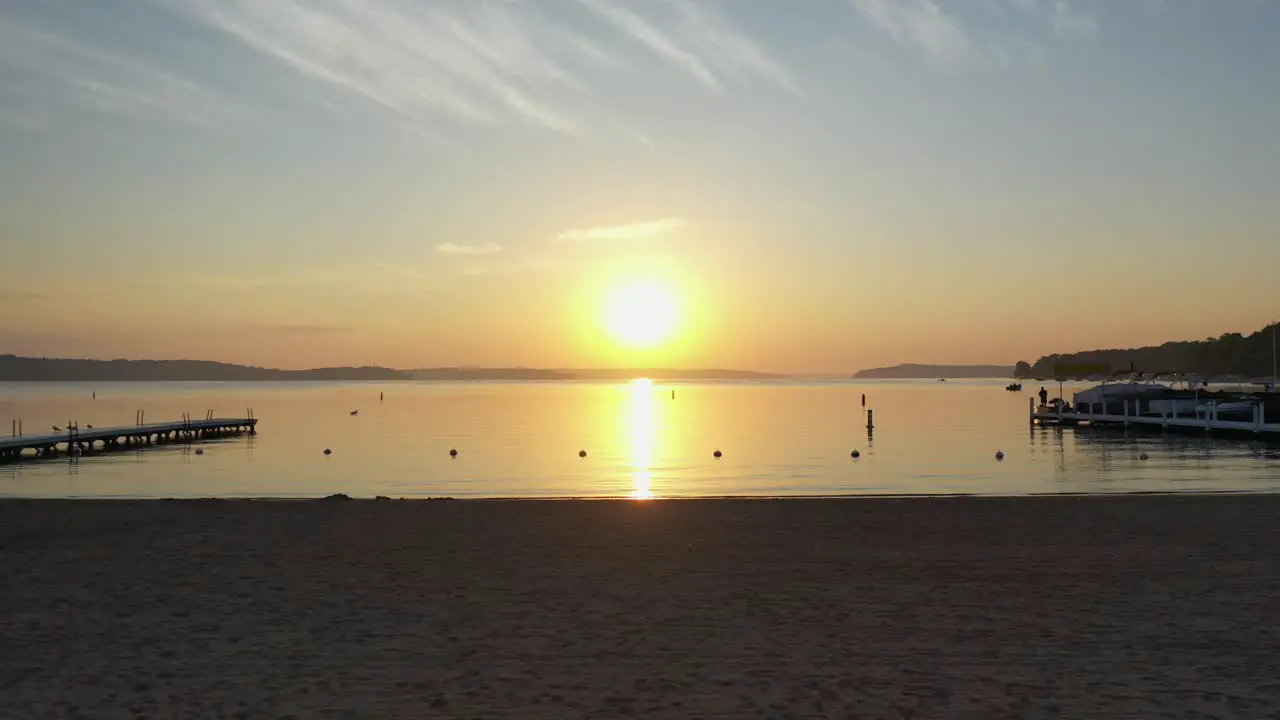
(866, 409), (874, 431)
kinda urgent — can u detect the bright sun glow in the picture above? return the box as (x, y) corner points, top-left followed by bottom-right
(603, 281), (678, 348)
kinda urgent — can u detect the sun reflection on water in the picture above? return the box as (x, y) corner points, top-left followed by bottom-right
(627, 378), (656, 499)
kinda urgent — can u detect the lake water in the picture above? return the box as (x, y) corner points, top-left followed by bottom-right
(2, 379), (1279, 499)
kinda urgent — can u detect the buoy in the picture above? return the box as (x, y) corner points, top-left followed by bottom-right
(449, 448), (458, 458)
(995, 450), (1005, 460)
(713, 449), (722, 458)
(851, 449), (860, 459)
(324, 448), (332, 456)
(1139, 452), (1149, 460)
(579, 450), (587, 458)
(195, 449), (204, 456)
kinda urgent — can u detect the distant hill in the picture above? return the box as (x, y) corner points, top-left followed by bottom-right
(0, 356), (408, 382)
(854, 364), (1013, 379)
(0, 355), (782, 382)
(1018, 323), (1280, 379)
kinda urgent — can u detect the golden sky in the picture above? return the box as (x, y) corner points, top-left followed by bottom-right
(2, 1), (1278, 373)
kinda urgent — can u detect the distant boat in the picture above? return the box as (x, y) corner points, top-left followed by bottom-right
(1006, 383), (1022, 392)
(938, 378), (947, 382)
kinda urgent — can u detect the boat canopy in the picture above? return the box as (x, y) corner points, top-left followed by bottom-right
(1073, 382), (1174, 406)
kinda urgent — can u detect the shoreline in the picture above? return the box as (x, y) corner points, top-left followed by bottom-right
(2, 487), (1277, 502)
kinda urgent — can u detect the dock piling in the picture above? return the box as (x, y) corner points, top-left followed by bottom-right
(0, 416), (258, 464)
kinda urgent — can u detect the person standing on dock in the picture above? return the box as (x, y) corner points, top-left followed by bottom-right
(1038, 386), (1048, 407)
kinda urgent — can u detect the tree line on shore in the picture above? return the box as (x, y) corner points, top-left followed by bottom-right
(1015, 322), (1279, 379)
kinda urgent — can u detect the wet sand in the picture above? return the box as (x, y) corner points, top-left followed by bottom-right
(1, 494), (1278, 719)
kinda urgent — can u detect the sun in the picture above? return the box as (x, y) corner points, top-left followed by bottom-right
(603, 280), (679, 348)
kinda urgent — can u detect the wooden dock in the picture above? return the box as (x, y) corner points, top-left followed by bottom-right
(0, 417), (257, 462)
(1030, 398), (1280, 437)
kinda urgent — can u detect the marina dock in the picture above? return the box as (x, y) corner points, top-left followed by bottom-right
(1, 417), (257, 462)
(1031, 397), (1280, 437)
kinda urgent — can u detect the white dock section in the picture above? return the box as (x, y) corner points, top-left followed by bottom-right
(1029, 398), (1280, 437)
(0, 418), (257, 461)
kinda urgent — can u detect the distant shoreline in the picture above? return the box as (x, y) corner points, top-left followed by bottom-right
(0, 489), (1268, 502)
(853, 363), (1014, 379)
(0, 355), (784, 382)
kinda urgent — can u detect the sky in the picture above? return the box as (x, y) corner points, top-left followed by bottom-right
(1, 0), (1278, 374)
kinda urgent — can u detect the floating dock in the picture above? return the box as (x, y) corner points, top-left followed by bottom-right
(1030, 397), (1280, 437)
(0, 417), (257, 462)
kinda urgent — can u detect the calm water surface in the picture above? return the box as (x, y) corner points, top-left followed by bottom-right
(2, 379), (1279, 499)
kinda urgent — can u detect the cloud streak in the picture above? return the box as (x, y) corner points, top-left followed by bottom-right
(158, 0), (794, 137)
(853, 0), (971, 64)
(437, 242), (503, 256)
(1048, 1), (1099, 39)
(254, 325), (354, 336)
(852, 0), (1099, 66)
(577, 0), (797, 93)
(0, 17), (245, 128)
(557, 218), (686, 243)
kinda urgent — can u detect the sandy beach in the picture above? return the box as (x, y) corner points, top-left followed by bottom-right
(1, 495), (1277, 719)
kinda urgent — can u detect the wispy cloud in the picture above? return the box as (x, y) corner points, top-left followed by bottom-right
(557, 218), (686, 243)
(0, 290), (49, 301)
(0, 18), (245, 128)
(852, 0), (1099, 66)
(157, 0), (794, 138)
(437, 242), (503, 256)
(853, 0), (971, 64)
(158, 0), (592, 136)
(1048, 1), (1098, 39)
(576, 1), (720, 90)
(178, 262), (434, 292)
(577, 0), (797, 93)
(253, 325), (354, 336)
